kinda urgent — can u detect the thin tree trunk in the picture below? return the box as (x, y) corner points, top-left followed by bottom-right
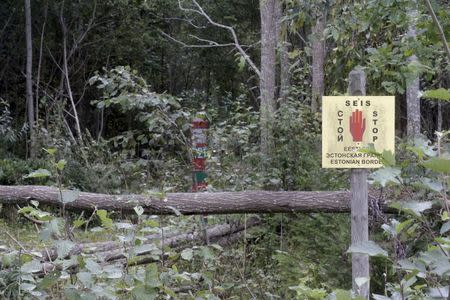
(279, 37), (290, 101)
(25, 0), (36, 158)
(423, 0), (450, 62)
(35, 1), (48, 125)
(60, 2), (82, 140)
(275, 0), (290, 103)
(437, 101), (442, 132)
(406, 8), (421, 138)
(311, 15), (326, 113)
(406, 64), (420, 137)
(260, 0), (277, 161)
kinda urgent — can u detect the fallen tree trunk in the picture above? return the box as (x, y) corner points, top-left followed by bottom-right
(1, 217), (261, 275)
(0, 185), (386, 214)
(38, 217), (261, 262)
(102, 217), (261, 262)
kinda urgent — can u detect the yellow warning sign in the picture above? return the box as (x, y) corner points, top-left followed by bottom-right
(322, 96), (395, 168)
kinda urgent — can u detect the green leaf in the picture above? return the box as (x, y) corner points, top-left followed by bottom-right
(181, 248), (193, 261)
(381, 81), (397, 94)
(20, 282), (36, 292)
(96, 210), (113, 229)
(237, 55), (245, 72)
(44, 148), (57, 155)
(85, 258), (102, 275)
(103, 265), (123, 279)
(143, 219), (159, 228)
(77, 271), (92, 287)
(380, 150), (396, 166)
(440, 221), (450, 234)
(73, 219), (86, 228)
(65, 288), (96, 300)
(199, 246), (215, 260)
(21, 260), (42, 273)
(37, 271), (61, 289)
(419, 249), (450, 276)
(391, 201), (433, 216)
(420, 177), (443, 192)
(368, 167), (402, 187)
(56, 159), (67, 171)
(396, 219), (413, 234)
(354, 277), (368, 287)
(423, 158), (450, 174)
(144, 263), (161, 288)
(361, 146), (396, 167)
(25, 169), (51, 179)
(347, 240), (388, 257)
(59, 190), (79, 204)
(411, 135), (437, 158)
(328, 289), (355, 300)
(55, 240), (75, 258)
(131, 285), (158, 300)
(39, 218), (61, 241)
(382, 219), (412, 237)
(134, 205), (144, 216)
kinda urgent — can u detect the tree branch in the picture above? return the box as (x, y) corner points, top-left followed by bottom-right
(423, 0), (450, 61)
(159, 30), (235, 48)
(168, 0), (261, 77)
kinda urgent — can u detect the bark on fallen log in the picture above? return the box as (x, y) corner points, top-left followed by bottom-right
(0, 185), (384, 214)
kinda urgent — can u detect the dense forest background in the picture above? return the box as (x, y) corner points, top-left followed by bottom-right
(0, 0), (449, 299)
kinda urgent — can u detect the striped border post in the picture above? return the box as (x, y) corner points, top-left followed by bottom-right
(191, 112), (209, 244)
(192, 112), (209, 192)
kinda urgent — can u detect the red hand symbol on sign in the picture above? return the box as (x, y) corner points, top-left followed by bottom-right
(349, 109), (366, 142)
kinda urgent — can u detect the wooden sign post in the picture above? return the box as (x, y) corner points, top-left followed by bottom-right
(348, 69), (369, 299)
(322, 68), (395, 299)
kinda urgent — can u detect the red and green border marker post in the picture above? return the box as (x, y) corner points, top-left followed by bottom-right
(191, 112), (209, 192)
(191, 112), (210, 244)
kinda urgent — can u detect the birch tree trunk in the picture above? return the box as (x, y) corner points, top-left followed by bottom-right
(260, 0), (277, 161)
(25, 0), (36, 158)
(406, 7), (421, 138)
(311, 15), (326, 113)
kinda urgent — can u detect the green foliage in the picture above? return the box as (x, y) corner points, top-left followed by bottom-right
(423, 88), (450, 102)
(347, 241), (388, 258)
(0, 159), (49, 185)
(364, 132), (450, 299)
(96, 209), (114, 229)
(208, 98), (346, 192)
(0, 100), (28, 153)
(89, 66), (192, 191)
